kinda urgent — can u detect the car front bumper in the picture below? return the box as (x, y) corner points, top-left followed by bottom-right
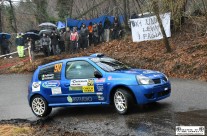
(129, 82), (171, 104)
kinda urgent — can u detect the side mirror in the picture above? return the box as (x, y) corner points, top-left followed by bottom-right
(94, 71), (103, 78)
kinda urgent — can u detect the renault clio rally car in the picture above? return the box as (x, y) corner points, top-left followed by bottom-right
(28, 53), (171, 117)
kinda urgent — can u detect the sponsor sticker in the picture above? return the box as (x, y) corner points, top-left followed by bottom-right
(32, 82), (41, 92)
(176, 126), (205, 135)
(97, 84), (104, 92)
(82, 86), (94, 93)
(51, 87), (62, 95)
(87, 79), (94, 86)
(67, 96), (93, 103)
(69, 79), (94, 92)
(42, 80), (60, 88)
(95, 78), (106, 83)
(98, 96), (104, 101)
(69, 86), (82, 91)
(42, 74), (54, 80)
(70, 79), (88, 86)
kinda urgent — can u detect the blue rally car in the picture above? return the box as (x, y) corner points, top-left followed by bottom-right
(28, 53), (171, 117)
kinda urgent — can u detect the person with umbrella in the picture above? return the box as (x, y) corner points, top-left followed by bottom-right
(50, 28), (60, 55)
(40, 33), (51, 57)
(0, 34), (12, 58)
(15, 33), (25, 58)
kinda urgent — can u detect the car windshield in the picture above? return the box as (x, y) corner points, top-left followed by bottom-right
(90, 57), (130, 72)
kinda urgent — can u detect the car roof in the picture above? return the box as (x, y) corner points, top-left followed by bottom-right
(38, 54), (105, 69)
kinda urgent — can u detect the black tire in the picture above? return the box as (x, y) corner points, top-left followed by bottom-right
(30, 95), (52, 117)
(113, 88), (133, 115)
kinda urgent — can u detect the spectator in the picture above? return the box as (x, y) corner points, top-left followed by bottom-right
(88, 22), (93, 46)
(80, 24), (89, 49)
(40, 34), (51, 57)
(64, 27), (71, 53)
(50, 29), (60, 55)
(59, 29), (65, 53)
(98, 21), (104, 43)
(15, 33), (25, 58)
(93, 23), (99, 46)
(70, 27), (79, 54)
(28, 37), (35, 61)
(1, 34), (12, 58)
(111, 17), (120, 40)
(104, 17), (111, 42)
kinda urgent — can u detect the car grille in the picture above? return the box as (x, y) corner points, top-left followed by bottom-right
(157, 89), (171, 97)
(152, 77), (168, 84)
(152, 78), (161, 84)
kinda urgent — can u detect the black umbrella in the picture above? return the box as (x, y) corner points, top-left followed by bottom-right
(23, 32), (40, 41)
(26, 29), (39, 34)
(39, 29), (52, 36)
(0, 33), (11, 39)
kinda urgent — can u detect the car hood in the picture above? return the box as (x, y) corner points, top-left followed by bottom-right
(112, 69), (164, 78)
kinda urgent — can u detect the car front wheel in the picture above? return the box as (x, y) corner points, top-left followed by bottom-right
(114, 88), (133, 114)
(31, 95), (52, 117)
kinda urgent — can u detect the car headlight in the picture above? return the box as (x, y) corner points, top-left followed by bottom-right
(162, 74), (169, 82)
(136, 75), (154, 85)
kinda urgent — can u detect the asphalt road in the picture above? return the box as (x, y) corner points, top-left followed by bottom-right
(0, 74), (207, 135)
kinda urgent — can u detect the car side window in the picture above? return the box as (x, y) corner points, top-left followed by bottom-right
(38, 63), (62, 81)
(66, 61), (96, 79)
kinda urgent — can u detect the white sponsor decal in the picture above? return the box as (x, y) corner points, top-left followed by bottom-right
(176, 126), (205, 135)
(70, 79), (88, 86)
(51, 87), (62, 95)
(32, 82), (41, 92)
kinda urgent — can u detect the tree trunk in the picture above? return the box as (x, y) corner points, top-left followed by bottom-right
(201, 0), (207, 25)
(69, 0), (74, 18)
(9, 0), (17, 33)
(0, 5), (2, 32)
(123, 0), (129, 29)
(76, 0), (109, 19)
(153, 0), (172, 53)
(111, 0), (118, 16)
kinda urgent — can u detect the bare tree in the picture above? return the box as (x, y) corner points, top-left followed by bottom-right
(8, 0), (17, 32)
(153, 0), (172, 53)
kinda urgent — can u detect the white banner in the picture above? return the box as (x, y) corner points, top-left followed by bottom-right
(130, 12), (171, 42)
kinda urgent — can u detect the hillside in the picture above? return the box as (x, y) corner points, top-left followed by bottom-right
(0, 28), (207, 81)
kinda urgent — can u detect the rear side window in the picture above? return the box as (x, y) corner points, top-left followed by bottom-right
(65, 61), (96, 79)
(38, 63), (62, 81)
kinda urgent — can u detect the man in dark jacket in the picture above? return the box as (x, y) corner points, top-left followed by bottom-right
(59, 29), (65, 52)
(50, 29), (60, 55)
(64, 27), (71, 53)
(0, 34), (12, 58)
(40, 34), (51, 57)
(80, 24), (89, 49)
(111, 17), (120, 40)
(104, 17), (111, 42)
(98, 21), (104, 43)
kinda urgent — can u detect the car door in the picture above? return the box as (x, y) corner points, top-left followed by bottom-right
(61, 60), (106, 104)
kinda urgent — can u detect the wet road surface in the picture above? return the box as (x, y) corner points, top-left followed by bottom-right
(0, 75), (207, 135)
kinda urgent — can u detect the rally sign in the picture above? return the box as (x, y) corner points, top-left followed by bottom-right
(130, 12), (171, 42)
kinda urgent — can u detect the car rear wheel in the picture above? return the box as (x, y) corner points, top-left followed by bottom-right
(114, 88), (133, 114)
(31, 95), (52, 117)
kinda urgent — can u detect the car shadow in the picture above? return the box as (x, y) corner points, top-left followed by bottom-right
(48, 102), (171, 118)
